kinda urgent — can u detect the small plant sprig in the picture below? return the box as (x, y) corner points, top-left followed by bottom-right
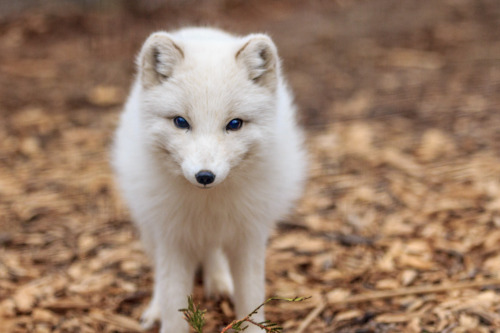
(180, 295), (310, 333)
(221, 296), (310, 333)
(179, 295), (206, 333)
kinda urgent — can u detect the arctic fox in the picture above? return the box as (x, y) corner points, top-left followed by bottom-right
(112, 27), (306, 333)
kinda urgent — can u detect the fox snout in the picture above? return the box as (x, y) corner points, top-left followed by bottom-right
(195, 170), (215, 186)
(180, 137), (232, 188)
(181, 157), (229, 188)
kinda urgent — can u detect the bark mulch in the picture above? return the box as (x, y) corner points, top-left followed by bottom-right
(1, 1), (500, 332)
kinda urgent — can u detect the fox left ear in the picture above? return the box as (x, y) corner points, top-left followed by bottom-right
(138, 32), (184, 88)
(236, 34), (278, 90)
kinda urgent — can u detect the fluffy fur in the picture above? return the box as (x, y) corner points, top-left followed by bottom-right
(112, 27), (306, 333)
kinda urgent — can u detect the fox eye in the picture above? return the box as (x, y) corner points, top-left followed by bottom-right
(173, 116), (190, 129)
(226, 118), (243, 131)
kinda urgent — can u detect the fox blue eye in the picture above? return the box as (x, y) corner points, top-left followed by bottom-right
(173, 117), (190, 129)
(226, 118), (243, 131)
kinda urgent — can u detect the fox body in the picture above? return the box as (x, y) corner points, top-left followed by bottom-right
(112, 27), (306, 333)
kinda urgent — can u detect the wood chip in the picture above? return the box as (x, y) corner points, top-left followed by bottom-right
(90, 310), (142, 332)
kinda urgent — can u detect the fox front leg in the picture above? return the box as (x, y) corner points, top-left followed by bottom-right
(227, 234), (267, 333)
(155, 243), (197, 333)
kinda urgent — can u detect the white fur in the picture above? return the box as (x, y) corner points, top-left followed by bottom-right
(112, 27), (306, 333)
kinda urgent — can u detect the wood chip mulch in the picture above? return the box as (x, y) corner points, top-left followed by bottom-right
(1, 0), (500, 332)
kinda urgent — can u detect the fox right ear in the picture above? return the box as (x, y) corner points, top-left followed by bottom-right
(236, 34), (278, 90)
(138, 32), (184, 88)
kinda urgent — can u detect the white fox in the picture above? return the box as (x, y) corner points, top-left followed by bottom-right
(112, 27), (306, 333)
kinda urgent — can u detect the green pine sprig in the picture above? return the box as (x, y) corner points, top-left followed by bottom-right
(179, 295), (206, 333)
(180, 295), (310, 333)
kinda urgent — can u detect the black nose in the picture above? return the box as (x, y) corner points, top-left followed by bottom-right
(195, 170), (215, 185)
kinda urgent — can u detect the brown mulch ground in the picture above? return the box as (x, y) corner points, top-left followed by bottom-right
(1, 0), (500, 332)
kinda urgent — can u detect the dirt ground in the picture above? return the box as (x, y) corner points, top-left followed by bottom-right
(1, 0), (500, 332)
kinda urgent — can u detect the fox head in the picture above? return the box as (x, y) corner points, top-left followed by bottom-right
(136, 29), (281, 188)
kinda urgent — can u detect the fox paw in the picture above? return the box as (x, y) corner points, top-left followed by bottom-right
(140, 298), (160, 330)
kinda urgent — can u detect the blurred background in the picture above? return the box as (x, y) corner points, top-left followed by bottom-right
(1, 0), (500, 332)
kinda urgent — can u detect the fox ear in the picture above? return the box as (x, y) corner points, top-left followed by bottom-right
(138, 32), (184, 88)
(236, 34), (278, 90)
